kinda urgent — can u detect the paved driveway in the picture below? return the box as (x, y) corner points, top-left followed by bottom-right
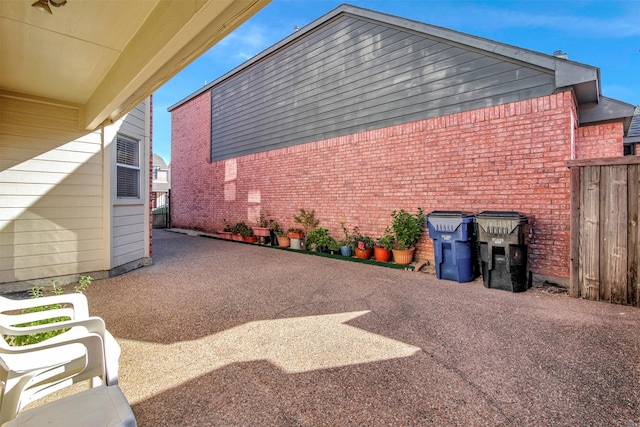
(84, 230), (640, 426)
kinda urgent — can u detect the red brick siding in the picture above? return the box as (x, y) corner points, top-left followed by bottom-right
(171, 91), (213, 231)
(575, 122), (624, 159)
(171, 91), (624, 279)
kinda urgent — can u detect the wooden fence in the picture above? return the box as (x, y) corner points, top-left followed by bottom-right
(568, 156), (640, 306)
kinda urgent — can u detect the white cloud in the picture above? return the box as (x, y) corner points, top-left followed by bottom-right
(466, 7), (640, 38)
(214, 23), (277, 61)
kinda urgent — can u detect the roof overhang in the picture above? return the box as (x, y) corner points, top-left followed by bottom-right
(0, 0), (270, 130)
(579, 97), (636, 134)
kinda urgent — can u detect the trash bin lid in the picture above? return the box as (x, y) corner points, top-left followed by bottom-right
(427, 211), (474, 232)
(428, 210), (474, 218)
(475, 211), (528, 235)
(475, 211), (527, 221)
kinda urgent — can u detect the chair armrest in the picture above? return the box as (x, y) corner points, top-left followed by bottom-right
(0, 317), (106, 350)
(0, 294), (90, 319)
(0, 332), (105, 373)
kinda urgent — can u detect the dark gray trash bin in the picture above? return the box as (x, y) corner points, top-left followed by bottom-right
(475, 211), (529, 292)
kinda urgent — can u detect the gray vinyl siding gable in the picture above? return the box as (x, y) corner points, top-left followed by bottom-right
(210, 14), (555, 161)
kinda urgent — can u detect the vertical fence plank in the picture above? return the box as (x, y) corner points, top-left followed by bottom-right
(600, 166), (628, 304)
(580, 166), (600, 300)
(629, 165), (639, 307)
(570, 158), (640, 307)
(569, 167), (580, 298)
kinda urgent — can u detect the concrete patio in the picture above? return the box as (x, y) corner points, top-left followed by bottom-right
(82, 229), (639, 426)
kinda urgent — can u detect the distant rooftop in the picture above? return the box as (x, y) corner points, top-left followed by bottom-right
(630, 106), (640, 137)
(153, 153), (168, 169)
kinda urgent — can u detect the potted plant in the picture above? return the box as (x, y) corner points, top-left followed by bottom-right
(218, 219), (232, 240)
(304, 228), (336, 253)
(287, 227), (305, 240)
(327, 239), (341, 255)
(231, 221), (245, 241)
(292, 208), (320, 240)
(374, 232), (394, 262)
(276, 230), (290, 248)
(269, 220), (281, 247)
(390, 208), (426, 265)
(353, 232), (375, 260)
(237, 221), (257, 243)
(339, 222), (353, 257)
(252, 210), (271, 240)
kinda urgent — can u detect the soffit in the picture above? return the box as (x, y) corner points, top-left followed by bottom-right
(0, 0), (270, 130)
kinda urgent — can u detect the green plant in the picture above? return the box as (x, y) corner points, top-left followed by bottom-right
(75, 275), (92, 294)
(231, 222), (241, 234)
(6, 276), (93, 346)
(233, 221), (253, 238)
(340, 222), (353, 248)
(288, 227), (303, 233)
(257, 210), (269, 228)
(222, 219), (232, 232)
(293, 208), (320, 235)
(232, 221), (252, 237)
(390, 208), (426, 250)
(304, 228), (336, 251)
(376, 232), (395, 251)
(269, 220), (281, 232)
(347, 226), (375, 250)
(356, 236), (376, 250)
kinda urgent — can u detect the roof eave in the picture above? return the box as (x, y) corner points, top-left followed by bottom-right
(579, 97), (636, 134)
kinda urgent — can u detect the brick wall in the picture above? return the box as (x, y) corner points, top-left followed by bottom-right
(171, 91), (212, 231)
(575, 122), (624, 159)
(171, 90), (624, 280)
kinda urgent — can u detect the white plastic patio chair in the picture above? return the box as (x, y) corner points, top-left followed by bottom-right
(1, 384), (137, 427)
(0, 326), (106, 424)
(0, 294), (120, 385)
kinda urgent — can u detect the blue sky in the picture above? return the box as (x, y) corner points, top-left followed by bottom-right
(152, 0), (640, 163)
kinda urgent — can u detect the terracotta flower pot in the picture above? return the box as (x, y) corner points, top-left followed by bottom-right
(243, 236), (257, 243)
(392, 248), (415, 265)
(232, 234), (243, 241)
(252, 227), (270, 237)
(374, 246), (392, 262)
(355, 247), (372, 259)
(277, 236), (290, 248)
(288, 231), (304, 239)
(218, 231), (232, 240)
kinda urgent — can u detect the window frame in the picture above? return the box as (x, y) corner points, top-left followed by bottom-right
(116, 134), (141, 199)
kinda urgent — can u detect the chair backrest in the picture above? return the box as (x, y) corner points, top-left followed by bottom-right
(0, 294), (90, 326)
(0, 332), (106, 423)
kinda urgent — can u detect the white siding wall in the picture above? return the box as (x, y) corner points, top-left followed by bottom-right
(105, 101), (150, 270)
(0, 94), (151, 289)
(0, 95), (103, 285)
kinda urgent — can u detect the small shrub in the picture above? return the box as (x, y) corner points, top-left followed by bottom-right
(293, 208), (320, 235)
(305, 228), (337, 251)
(391, 208), (426, 250)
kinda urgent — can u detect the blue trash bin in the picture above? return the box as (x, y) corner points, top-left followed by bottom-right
(427, 211), (476, 283)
